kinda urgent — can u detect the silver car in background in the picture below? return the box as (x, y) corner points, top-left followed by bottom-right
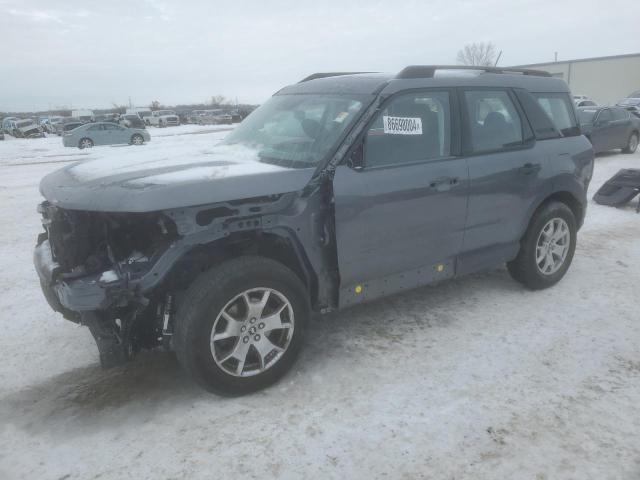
(62, 122), (150, 149)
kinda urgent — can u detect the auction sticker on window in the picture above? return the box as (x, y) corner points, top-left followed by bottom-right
(383, 116), (423, 135)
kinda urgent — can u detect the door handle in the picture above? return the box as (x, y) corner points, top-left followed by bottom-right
(519, 163), (541, 175)
(429, 177), (459, 192)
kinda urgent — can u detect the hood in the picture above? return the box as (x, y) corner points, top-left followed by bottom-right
(40, 143), (316, 212)
(618, 98), (640, 106)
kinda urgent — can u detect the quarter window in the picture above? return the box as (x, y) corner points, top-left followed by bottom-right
(364, 91), (451, 167)
(464, 90), (523, 152)
(534, 93), (580, 136)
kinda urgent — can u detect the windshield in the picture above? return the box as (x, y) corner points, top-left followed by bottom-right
(578, 109), (598, 124)
(223, 94), (366, 168)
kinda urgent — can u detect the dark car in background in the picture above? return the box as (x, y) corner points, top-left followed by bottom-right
(59, 121), (84, 136)
(578, 106), (639, 154)
(119, 114), (146, 129)
(617, 90), (640, 118)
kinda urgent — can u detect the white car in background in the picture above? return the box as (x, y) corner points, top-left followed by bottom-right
(147, 110), (180, 127)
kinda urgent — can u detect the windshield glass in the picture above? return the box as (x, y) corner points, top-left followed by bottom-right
(223, 94), (366, 168)
(578, 109), (598, 124)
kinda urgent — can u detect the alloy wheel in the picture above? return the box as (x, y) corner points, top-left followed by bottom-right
(535, 218), (570, 275)
(210, 288), (294, 377)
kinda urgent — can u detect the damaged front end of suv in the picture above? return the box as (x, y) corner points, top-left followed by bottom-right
(33, 88), (369, 372)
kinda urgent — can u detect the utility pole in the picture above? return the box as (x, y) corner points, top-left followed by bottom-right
(554, 51), (558, 62)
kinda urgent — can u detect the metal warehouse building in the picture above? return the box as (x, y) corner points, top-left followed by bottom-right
(515, 52), (640, 106)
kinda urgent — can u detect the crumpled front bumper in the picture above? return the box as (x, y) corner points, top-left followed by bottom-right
(34, 239), (118, 318)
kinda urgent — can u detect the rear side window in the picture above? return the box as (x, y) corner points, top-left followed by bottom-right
(612, 108), (629, 121)
(534, 93), (580, 137)
(463, 90), (523, 152)
(364, 91), (451, 167)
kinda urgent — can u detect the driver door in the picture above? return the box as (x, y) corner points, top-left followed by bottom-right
(332, 90), (469, 306)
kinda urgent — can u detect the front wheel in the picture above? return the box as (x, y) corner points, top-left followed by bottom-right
(174, 256), (309, 395)
(622, 132), (638, 154)
(507, 201), (577, 290)
(78, 137), (93, 149)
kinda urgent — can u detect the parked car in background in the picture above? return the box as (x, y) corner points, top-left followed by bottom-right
(187, 110), (208, 123)
(55, 118), (81, 136)
(95, 113), (119, 123)
(578, 106), (639, 154)
(45, 116), (65, 134)
(119, 114), (146, 129)
(35, 66), (594, 394)
(59, 121), (84, 136)
(229, 110), (243, 123)
(2, 117), (18, 134)
(196, 109), (233, 125)
(572, 94), (591, 105)
(0, 131), (4, 140)
(62, 122), (150, 149)
(71, 110), (95, 123)
(617, 90), (640, 118)
(576, 100), (597, 107)
(126, 108), (152, 122)
(13, 119), (44, 138)
(147, 110), (180, 127)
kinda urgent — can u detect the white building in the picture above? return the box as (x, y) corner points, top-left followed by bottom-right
(515, 53), (640, 106)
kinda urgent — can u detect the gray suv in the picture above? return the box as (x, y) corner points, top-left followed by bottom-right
(34, 66), (594, 394)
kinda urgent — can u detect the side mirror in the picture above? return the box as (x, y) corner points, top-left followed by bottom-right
(347, 142), (365, 170)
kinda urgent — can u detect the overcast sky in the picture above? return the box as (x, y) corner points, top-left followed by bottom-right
(2, 0), (639, 112)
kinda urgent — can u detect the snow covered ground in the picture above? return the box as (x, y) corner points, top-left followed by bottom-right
(0, 126), (639, 479)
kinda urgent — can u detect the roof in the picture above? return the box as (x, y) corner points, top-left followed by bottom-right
(515, 52), (640, 68)
(279, 67), (568, 96)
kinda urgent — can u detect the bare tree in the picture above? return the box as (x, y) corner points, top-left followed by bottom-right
(150, 100), (163, 110)
(210, 95), (228, 107)
(111, 103), (126, 114)
(456, 42), (497, 66)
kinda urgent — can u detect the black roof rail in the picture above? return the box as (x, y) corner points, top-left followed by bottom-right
(396, 65), (552, 79)
(298, 72), (376, 83)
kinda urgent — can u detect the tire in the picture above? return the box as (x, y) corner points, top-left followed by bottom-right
(507, 201), (577, 290)
(78, 138), (93, 149)
(174, 256), (309, 395)
(131, 134), (144, 145)
(622, 132), (638, 154)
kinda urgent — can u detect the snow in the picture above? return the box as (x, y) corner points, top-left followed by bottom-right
(99, 270), (119, 283)
(0, 126), (639, 479)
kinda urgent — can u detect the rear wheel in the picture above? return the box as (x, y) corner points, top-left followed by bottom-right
(622, 132), (638, 154)
(507, 201), (577, 290)
(78, 138), (93, 149)
(131, 134), (144, 145)
(174, 256), (309, 395)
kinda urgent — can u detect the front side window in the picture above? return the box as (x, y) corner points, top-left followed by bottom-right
(104, 123), (124, 131)
(464, 90), (523, 152)
(364, 91), (451, 167)
(223, 94), (366, 168)
(534, 93), (579, 136)
(596, 109), (612, 124)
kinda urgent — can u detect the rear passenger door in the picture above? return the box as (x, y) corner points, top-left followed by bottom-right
(86, 124), (107, 145)
(333, 90), (468, 305)
(458, 88), (548, 274)
(592, 109), (614, 152)
(611, 108), (632, 148)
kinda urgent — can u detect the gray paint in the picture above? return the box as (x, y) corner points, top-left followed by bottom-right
(36, 69), (595, 318)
